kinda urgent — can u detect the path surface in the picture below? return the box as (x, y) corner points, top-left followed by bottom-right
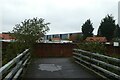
(22, 58), (101, 79)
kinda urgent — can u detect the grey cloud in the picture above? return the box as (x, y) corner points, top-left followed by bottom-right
(1, 0), (120, 35)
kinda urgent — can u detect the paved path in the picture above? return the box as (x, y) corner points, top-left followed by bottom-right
(22, 58), (101, 79)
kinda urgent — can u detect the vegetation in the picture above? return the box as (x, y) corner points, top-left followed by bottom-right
(77, 42), (120, 58)
(2, 14), (120, 65)
(75, 34), (84, 42)
(81, 19), (94, 40)
(2, 17), (50, 65)
(113, 24), (120, 42)
(12, 17), (50, 48)
(79, 14), (120, 58)
(77, 42), (106, 54)
(114, 25), (120, 37)
(97, 15), (117, 41)
(2, 42), (26, 65)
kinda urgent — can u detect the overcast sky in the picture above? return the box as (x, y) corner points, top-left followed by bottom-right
(1, 0), (120, 35)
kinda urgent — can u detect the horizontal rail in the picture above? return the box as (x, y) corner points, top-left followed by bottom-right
(73, 52), (120, 71)
(0, 49), (30, 79)
(0, 49), (29, 75)
(13, 56), (30, 79)
(74, 60), (108, 79)
(73, 49), (120, 63)
(73, 56), (120, 79)
(73, 49), (120, 80)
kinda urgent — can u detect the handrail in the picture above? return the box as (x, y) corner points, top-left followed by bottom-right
(73, 49), (120, 63)
(73, 52), (120, 71)
(73, 49), (120, 80)
(0, 49), (30, 79)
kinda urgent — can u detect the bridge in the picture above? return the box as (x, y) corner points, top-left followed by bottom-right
(0, 44), (120, 80)
(22, 58), (100, 79)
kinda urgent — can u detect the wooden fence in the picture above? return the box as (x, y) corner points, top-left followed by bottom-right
(73, 49), (120, 80)
(33, 43), (77, 57)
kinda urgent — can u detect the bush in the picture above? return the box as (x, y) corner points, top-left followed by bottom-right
(77, 42), (106, 54)
(2, 42), (26, 66)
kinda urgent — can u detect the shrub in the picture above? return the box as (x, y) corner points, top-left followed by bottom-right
(77, 42), (106, 54)
(2, 42), (26, 66)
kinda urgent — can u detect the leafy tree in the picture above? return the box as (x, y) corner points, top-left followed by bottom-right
(97, 15), (117, 41)
(11, 17), (50, 48)
(114, 24), (120, 38)
(2, 17), (50, 65)
(81, 19), (94, 39)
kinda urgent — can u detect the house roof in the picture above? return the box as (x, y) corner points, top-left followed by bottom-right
(0, 33), (15, 40)
(85, 37), (107, 42)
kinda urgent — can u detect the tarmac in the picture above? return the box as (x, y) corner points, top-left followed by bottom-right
(22, 58), (102, 79)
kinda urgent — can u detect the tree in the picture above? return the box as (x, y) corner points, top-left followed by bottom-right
(11, 17), (50, 48)
(81, 19), (94, 39)
(76, 34), (84, 42)
(3, 17), (50, 63)
(113, 24), (120, 41)
(97, 15), (117, 41)
(114, 24), (120, 38)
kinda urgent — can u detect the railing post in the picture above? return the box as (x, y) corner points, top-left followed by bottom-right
(16, 53), (20, 64)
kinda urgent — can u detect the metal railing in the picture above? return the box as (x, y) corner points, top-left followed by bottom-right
(0, 49), (30, 80)
(73, 49), (120, 80)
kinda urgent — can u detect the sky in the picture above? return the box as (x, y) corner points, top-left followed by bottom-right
(1, 0), (120, 35)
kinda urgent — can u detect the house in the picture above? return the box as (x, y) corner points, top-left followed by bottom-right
(85, 37), (107, 43)
(0, 33), (15, 42)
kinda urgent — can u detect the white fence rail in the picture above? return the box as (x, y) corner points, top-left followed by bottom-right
(73, 49), (120, 80)
(0, 49), (30, 80)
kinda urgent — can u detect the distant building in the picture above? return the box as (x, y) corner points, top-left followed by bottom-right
(51, 38), (61, 43)
(118, 1), (120, 26)
(69, 32), (82, 42)
(44, 32), (83, 43)
(85, 37), (107, 43)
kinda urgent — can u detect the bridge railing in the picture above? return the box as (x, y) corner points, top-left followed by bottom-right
(0, 49), (30, 80)
(73, 49), (120, 80)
